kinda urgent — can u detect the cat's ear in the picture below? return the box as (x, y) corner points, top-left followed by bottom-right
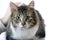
(10, 2), (17, 12)
(28, 0), (34, 8)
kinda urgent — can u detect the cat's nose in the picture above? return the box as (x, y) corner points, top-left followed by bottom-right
(22, 22), (26, 26)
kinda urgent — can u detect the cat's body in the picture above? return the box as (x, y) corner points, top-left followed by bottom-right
(0, 1), (45, 40)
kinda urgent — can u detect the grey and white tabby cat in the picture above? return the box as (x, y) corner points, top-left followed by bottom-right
(6, 1), (45, 40)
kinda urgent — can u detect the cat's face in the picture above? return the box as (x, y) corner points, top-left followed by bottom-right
(10, 1), (37, 28)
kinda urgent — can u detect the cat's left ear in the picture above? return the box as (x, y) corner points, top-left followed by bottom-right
(28, 0), (34, 8)
(10, 2), (18, 12)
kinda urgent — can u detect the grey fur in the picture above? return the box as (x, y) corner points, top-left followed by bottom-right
(35, 10), (45, 38)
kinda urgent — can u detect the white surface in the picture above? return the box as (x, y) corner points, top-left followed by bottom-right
(0, 0), (60, 40)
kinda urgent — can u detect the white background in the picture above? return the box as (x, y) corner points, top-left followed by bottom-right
(0, 0), (60, 40)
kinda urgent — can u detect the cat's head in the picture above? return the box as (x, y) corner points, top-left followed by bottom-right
(10, 1), (37, 28)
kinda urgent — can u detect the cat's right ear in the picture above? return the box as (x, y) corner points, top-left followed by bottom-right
(28, 0), (34, 8)
(10, 2), (17, 12)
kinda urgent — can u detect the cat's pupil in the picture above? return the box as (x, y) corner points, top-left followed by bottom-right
(17, 16), (19, 19)
(27, 16), (29, 19)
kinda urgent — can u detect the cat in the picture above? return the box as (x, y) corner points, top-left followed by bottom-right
(0, 0), (45, 40)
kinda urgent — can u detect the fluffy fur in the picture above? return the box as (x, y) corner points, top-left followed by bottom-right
(6, 1), (45, 40)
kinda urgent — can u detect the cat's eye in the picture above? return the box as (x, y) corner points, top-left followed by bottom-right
(16, 16), (19, 19)
(27, 16), (29, 18)
(25, 16), (29, 21)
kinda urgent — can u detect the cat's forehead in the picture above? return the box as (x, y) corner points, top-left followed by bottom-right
(18, 5), (34, 12)
(17, 5), (34, 16)
(18, 5), (28, 12)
